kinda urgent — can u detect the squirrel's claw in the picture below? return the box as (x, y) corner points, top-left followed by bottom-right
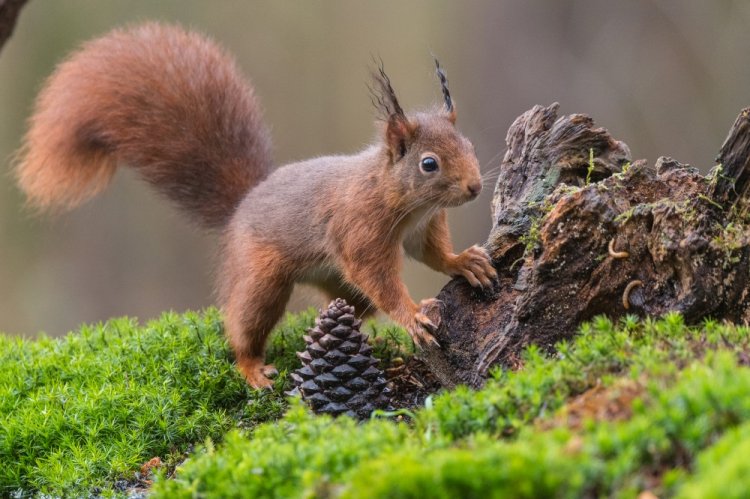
(411, 306), (440, 349)
(262, 364), (279, 378)
(246, 371), (274, 390)
(415, 312), (437, 334)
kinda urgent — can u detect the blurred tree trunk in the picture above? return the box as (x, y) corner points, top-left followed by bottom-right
(422, 103), (750, 388)
(0, 0), (28, 53)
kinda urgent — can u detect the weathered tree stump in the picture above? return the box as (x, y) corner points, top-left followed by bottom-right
(422, 103), (750, 388)
(0, 0), (28, 53)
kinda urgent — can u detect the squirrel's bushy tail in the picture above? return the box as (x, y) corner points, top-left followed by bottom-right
(16, 23), (272, 228)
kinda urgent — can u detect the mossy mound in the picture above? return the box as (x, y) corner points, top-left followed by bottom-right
(153, 314), (750, 499)
(0, 308), (315, 497)
(3, 310), (750, 497)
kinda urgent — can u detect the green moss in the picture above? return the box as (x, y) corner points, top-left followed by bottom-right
(345, 351), (750, 499)
(705, 163), (726, 191)
(365, 321), (415, 365)
(0, 309), (314, 497)
(151, 313), (750, 498)
(614, 198), (698, 227)
(154, 404), (413, 499)
(585, 147), (595, 186)
(6, 309), (750, 497)
(676, 422), (750, 499)
(710, 221), (747, 269)
(342, 433), (587, 499)
(519, 198), (554, 255)
(0, 306), (418, 497)
(519, 215), (543, 254)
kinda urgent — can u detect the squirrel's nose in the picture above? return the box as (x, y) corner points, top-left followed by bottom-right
(467, 182), (482, 198)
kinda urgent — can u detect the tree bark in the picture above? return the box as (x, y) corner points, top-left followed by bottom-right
(0, 0), (28, 53)
(421, 103), (750, 388)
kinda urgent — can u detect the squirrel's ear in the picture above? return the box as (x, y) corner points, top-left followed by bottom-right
(385, 113), (416, 161)
(446, 104), (457, 125)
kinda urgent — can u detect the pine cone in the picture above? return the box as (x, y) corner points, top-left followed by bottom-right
(288, 299), (391, 419)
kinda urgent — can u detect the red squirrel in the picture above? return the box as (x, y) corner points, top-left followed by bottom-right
(15, 23), (496, 388)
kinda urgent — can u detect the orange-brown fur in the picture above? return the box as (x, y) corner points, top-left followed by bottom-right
(17, 23), (271, 227)
(16, 23), (497, 388)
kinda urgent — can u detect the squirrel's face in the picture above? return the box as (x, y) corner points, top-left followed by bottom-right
(384, 111), (483, 208)
(372, 60), (482, 208)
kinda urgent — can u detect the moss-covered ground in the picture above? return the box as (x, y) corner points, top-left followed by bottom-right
(2, 310), (750, 497)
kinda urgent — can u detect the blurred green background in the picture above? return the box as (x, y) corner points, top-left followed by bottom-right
(2, 1), (750, 337)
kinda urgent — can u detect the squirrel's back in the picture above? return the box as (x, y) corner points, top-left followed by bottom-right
(16, 23), (272, 228)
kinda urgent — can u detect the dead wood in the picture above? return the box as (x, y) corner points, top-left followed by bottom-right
(421, 103), (750, 388)
(0, 0), (28, 53)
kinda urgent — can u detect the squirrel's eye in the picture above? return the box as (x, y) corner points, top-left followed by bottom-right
(420, 156), (439, 173)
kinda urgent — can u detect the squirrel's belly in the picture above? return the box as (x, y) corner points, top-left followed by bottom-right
(298, 262), (342, 285)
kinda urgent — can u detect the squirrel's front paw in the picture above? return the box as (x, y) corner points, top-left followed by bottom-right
(451, 245), (497, 288)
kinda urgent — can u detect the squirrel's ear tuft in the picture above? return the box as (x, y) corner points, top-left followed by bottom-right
(369, 59), (415, 161)
(434, 58), (457, 124)
(369, 59), (404, 120)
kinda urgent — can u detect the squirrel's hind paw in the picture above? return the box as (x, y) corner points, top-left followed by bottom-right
(237, 356), (276, 389)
